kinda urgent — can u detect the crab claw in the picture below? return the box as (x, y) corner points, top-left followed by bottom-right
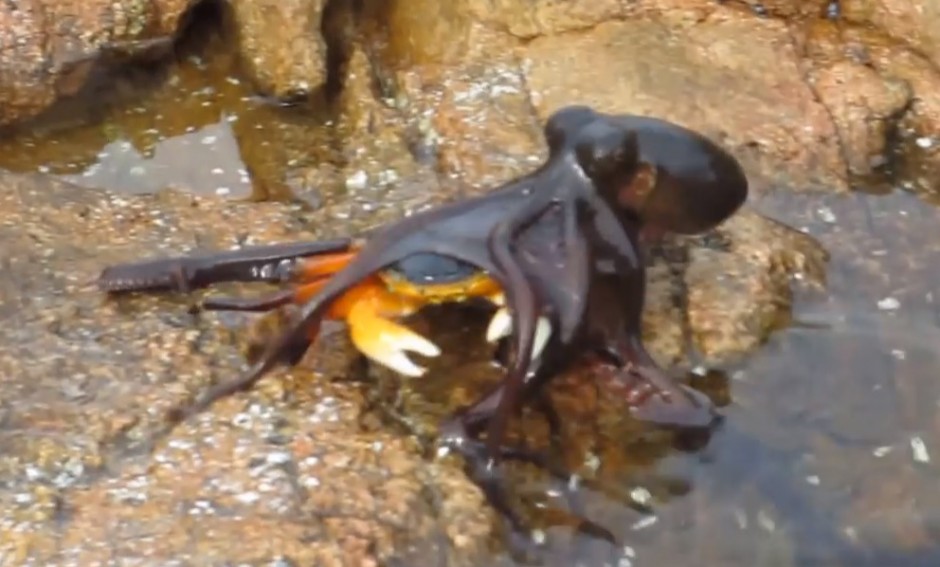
(348, 313), (442, 377)
(485, 307), (552, 361)
(343, 289), (441, 377)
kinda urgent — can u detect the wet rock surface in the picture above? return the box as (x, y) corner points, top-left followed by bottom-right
(0, 172), (494, 565)
(2, 0), (937, 195)
(797, 20), (940, 180)
(0, 0), (197, 128)
(226, 0), (333, 101)
(364, 0), (938, 192)
(841, 0), (940, 67)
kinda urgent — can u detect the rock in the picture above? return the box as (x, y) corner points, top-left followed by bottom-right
(809, 61), (912, 176)
(226, 0), (336, 101)
(361, 0), (940, 193)
(798, 20), (940, 178)
(841, 0), (940, 68)
(684, 210), (828, 362)
(730, 0), (833, 18)
(0, 0), (196, 128)
(0, 171), (494, 565)
(365, 1), (848, 190)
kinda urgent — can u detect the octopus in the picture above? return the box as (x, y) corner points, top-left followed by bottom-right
(99, 104), (749, 550)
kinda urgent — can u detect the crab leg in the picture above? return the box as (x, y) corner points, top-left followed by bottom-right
(203, 271), (441, 377)
(98, 238), (354, 293)
(195, 250), (358, 311)
(286, 250), (361, 282)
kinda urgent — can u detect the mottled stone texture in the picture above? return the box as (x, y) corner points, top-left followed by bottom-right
(0, 0), (196, 126)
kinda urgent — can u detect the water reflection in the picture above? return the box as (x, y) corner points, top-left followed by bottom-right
(0, 25), (337, 202)
(56, 120), (252, 196)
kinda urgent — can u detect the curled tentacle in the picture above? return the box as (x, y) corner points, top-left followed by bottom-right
(484, 216), (542, 455)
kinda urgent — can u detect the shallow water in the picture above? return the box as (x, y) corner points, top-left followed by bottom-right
(1, 13), (939, 567)
(694, 187), (940, 565)
(0, 26), (340, 203)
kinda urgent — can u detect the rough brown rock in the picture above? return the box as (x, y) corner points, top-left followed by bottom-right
(0, 0), (196, 127)
(226, 0), (333, 100)
(796, 19), (940, 178)
(810, 60), (912, 176)
(0, 172), (495, 566)
(841, 0), (940, 67)
(684, 210), (828, 362)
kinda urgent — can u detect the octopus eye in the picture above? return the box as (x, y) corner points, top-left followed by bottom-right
(544, 105), (596, 155)
(575, 128), (639, 184)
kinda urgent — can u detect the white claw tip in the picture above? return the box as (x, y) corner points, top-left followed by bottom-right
(486, 307), (512, 343)
(532, 316), (552, 360)
(485, 310), (553, 361)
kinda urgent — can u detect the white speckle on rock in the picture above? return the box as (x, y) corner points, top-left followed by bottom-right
(631, 515), (658, 531)
(168, 439), (195, 451)
(844, 525), (859, 542)
(915, 136), (934, 149)
(377, 169), (399, 185)
(911, 436), (930, 463)
(630, 486), (652, 505)
(345, 170), (369, 190)
(24, 466), (46, 482)
(300, 456), (320, 467)
(757, 509), (776, 532)
(584, 452), (601, 472)
(872, 445), (892, 458)
(235, 491), (260, 505)
(13, 493), (33, 505)
(816, 206), (836, 223)
(877, 297), (900, 311)
(266, 451), (292, 466)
